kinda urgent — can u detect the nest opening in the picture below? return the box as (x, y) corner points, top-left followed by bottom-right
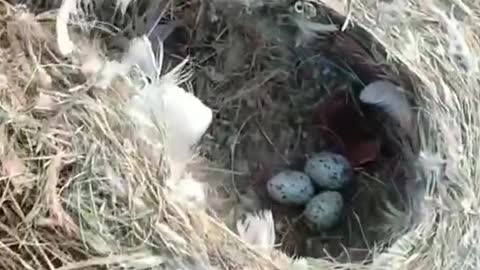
(183, 1), (421, 262)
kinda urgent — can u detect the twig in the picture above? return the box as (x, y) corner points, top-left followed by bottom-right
(254, 118), (290, 166)
(230, 113), (257, 196)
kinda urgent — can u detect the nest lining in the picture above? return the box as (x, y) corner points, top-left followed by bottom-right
(174, 0), (421, 262)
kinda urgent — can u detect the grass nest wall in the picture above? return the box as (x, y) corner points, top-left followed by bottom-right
(0, 0), (479, 270)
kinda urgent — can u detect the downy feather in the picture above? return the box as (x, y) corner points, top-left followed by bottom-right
(115, 0), (135, 16)
(236, 210), (276, 251)
(122, 35), (159, 80)
(294, 18), (338, 46)
(168, 174), (206, 210)
(56, 0), (78, 55)
(124, 35), (212, 162)
(359, 80), (413, 131)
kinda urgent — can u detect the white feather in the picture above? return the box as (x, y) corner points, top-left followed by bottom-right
(122, 35), (159, 80)
(124, 35), (213, 161)
(236, 210), (276, 251)
(56, 0), (77, 55)
(359, 80), (413, 131)
(128, 81), (212, 161)
(288, 258), (310, 270)
(168, 174), (206, 209)
(115, 0), (135, 16)
(294, 18), (338, 46)
(96, 60), (131, 89)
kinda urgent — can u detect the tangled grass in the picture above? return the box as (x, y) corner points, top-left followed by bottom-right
(339, 0), (480, 269)
(327, 0), (480, 269)
(0, 0), (479, 269)
(0, 2), (270, 269)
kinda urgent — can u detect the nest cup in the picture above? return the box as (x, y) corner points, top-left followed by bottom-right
(179, 0), (422, 262)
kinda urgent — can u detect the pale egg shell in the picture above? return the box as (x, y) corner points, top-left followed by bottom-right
(304, 151), (353, 189)
(266, 170), (315, 205)
(304, 191), (344, 231)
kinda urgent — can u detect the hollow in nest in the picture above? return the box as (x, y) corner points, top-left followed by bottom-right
(177, 0), (422, 262)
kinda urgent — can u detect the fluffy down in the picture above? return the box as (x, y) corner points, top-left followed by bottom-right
(168, 175), (206, 210)
(359, 80), (413, 131)
(123, 36), (213, 162)
(236, 210), (276, 252)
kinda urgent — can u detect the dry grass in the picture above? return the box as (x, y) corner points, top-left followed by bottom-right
(0, 0), (479, 269)
(0, 2), (276, 269)
(331, 0), (480, 269)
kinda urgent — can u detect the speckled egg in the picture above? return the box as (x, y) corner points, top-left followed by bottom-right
(304, 152), (353, 189)
(266, 170), (315, 205)
(304, 191), (344, 231)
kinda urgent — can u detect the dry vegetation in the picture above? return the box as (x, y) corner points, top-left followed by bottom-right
(0, 0), (479, 269)
(339, 0), (480, 269)
(0, 1), (270, 269)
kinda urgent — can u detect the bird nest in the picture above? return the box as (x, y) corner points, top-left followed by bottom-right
(2, 0), (479, 269)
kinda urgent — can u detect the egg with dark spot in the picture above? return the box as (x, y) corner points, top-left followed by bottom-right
(304, 191), (344, 230)
(266, 170), (315, 205)
(304, 152), (353, 189)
